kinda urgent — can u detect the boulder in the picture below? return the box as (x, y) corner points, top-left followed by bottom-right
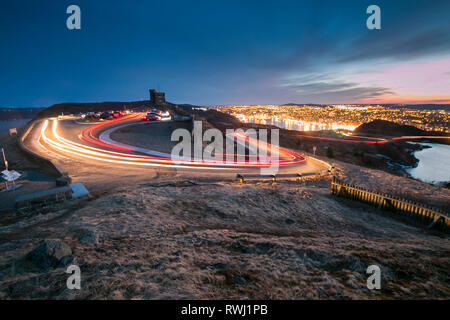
(25, 240), (72, 271)
(79, 231), (99, 244)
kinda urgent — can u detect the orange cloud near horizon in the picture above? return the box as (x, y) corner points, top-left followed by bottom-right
(359, 95), (450, 105)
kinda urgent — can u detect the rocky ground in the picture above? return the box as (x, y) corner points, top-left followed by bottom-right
(0, 110), (449, 300)
(0, 164), (449, 300)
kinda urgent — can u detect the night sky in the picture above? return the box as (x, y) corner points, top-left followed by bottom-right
(1, 0), (449, 108)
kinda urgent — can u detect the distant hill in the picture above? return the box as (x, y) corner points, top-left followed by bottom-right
(354, 120), (428, 136)
(32, 100), (231, 125)
(177, 103), (210, 108)
(0, 108), (45, 121)
(278, 103), (450, 111)
(34, 101), (151, 119)
(281, 103), (324, 107)
(397, 104), (450, 111)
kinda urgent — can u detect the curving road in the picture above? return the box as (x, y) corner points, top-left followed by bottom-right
(296, 133), (450, 144)
(27, 113), (331, 185)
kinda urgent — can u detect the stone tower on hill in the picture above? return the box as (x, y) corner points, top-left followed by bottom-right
(149, 89), (166, 107)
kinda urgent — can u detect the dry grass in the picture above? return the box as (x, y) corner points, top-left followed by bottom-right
(0, 170), (449, 300)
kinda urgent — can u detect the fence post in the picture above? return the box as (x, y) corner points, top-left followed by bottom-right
(329, 179), (448, 233)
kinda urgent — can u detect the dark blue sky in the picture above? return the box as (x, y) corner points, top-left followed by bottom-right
(1, 0), (449, 108)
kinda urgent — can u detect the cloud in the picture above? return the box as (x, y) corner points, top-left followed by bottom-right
(341, 29), (450, 64)
(279, 73), (395, 103)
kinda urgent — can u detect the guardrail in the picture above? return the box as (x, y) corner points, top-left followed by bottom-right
(14, 185), (73, 209)
(331, 177), (449, 233)
(237, 169), (333, 183)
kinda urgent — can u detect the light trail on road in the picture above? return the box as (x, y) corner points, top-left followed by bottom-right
(83, 115), (302, 165)
(39, 115), (307, 170)
(40, 120), (227, 170)
(78, 115), (305, 166)
(391, 136), (450, 141)
(297, 134), (450, 144)
(296, 134), (388, 144)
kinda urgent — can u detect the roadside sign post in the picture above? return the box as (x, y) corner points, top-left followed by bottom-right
(1, 170), (22, 192)
(313, 146), (317, 156)
(1, 149), (22, 192)
(1, 148), (8, 171)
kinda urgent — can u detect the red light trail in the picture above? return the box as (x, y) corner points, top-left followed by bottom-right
(40, 115), (307, 169)
(297, 134), (449, 144)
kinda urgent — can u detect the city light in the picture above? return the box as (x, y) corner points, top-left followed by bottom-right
(216, 105), (450, 133)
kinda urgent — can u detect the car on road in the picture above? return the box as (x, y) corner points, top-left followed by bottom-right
(142, 112), (162, 121)
(112, 111), (121, 119)
(80, 112), (100, 121)
(100, 111), (114, 120)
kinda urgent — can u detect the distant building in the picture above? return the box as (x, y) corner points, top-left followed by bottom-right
(9, 128), (17, 136)
(149, 89), (166, 107)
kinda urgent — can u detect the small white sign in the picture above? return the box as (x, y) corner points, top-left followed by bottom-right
(1, 170), (21, 182)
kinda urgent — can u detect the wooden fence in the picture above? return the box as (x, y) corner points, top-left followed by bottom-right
(237, 170), (331, 183)
(331, 177), (449, 233)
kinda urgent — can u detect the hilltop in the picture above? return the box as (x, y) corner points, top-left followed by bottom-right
(34, 101), (150, 119)
(278, 104), (450, 111)
(0, 108), (44, 121)
(354, 120), (429, 136)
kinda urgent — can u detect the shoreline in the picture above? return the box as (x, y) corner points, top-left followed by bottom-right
(407, 142), (450, 186)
